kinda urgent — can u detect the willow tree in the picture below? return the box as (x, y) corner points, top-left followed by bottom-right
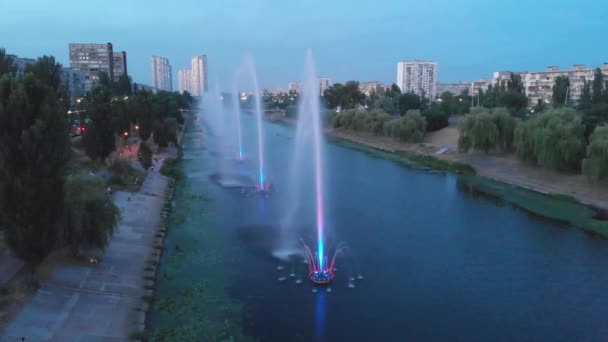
(492, 108), (517, 152)
(582, 125), (608, 180)
(514, 107), (586, 172)
(384, 110), (426, 143)
(0, 74), (70, 278)
(63, 174), (120, 255)
(458, 109), (498, 153)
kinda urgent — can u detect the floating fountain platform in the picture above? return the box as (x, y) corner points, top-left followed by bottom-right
(255, 182), (272, 195)
(310, 270), (334, 285)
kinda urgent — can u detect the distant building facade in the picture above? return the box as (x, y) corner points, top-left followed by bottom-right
(178, 69), (193, 94)
(191, 55), (208, 96)
(359, 81), (387, 96)
(397, 61), (438, 98)
(151, 56), (172, 92)
(470, 79), (492, 96)
(8, 55), (36, 75)
(288, 82), (302, 94)
(520, 64), (608, 104)
(61, 67), (86, 103)
(112, 51), (128, 78)
(318, 77), (331, 95)
(436, 82), (469, 96)
(69, 43), (115, 91)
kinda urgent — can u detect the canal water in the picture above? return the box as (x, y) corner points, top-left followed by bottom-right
(152, 113), (608, 341)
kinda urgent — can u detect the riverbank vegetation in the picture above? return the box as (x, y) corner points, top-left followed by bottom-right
(0, 48), (195, 280)
(459, 77), (608, 179)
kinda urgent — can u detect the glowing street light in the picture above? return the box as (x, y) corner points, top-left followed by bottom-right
(123, 131), (129, 137)
(134, 124), (140, 130)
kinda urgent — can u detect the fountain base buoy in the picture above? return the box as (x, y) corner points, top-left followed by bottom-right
(255, 182), (272, 195)
(309, 270), (334, 285)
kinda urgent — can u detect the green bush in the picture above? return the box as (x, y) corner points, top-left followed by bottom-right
(582, 125), (608, 180)
(514, 107), (586, 172)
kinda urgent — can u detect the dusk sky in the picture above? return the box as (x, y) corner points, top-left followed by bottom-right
(1, 0), (607, 90)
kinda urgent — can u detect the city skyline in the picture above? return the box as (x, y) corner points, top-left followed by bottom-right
(1, 0), (606, 89)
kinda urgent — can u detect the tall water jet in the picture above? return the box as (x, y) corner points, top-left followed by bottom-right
(245, 55), (270, 193)
(231, 72), (244, 162)
(296, 50), (333, 284)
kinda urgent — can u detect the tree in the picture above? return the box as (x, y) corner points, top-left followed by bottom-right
(423, 106), (449, 132)
(552, 75), (570, 107)
(62, 174), (120, 255)
(582, 125), (608, 180)
(25, 56), (63, 95)
(0, 48), (16, 77)
(0, 74), (70, 279)
(397, 92), (421, 115)
(83, 86), (116, 160)
(98, 72), (112, 89)
(514, 107), (586, 172)
(373, 96), (395, 114)
(491, 108), (517, 152)
(458, 110), (498, 153)
(439, 91), (455, 116)
(592, 68), (604, 104)
(384, 110), (426, 142)
(578, 79), (592, 111)
(323, 81), (365, 109)
(582, 104), (608, 140)
(388, 84), (401, 98)
(113, 75), (132, 96)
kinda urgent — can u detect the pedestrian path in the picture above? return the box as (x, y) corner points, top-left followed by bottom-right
(1, 167), (170, 341)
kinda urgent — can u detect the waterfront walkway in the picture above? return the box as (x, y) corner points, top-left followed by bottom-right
(1, 159), (171, 341)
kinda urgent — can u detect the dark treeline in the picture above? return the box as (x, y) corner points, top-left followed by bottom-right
(291, 73), (607, 181)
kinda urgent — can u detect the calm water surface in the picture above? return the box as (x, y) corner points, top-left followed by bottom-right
(158, 113), (608, 341)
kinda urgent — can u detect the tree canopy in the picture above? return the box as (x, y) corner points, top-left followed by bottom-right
(514, 107), (586, 172)
(62, 174), (120, 255)
(582, 125), (608, 180)
(323, 81), (365, 110)
(0, 73), (70, 271)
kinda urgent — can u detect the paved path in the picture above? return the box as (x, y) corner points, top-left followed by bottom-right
(1, 164), (171, 341)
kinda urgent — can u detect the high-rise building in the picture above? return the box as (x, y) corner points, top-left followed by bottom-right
(318, 77), (331, 95)
(191, 55), (208, 96)
(178, 69), (193, 94)
(69, 43), (115, 91)
(151, 56), (172, 92)
(113, 51), (128, 78)
(396, 61), (438, 98)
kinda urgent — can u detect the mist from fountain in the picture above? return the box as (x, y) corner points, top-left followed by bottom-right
(245, 55), (266, 190)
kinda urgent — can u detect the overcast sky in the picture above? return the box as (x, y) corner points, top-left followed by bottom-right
(1, 0), (607, 90)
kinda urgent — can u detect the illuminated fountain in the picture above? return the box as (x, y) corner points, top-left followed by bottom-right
(298, 50), (334, 284)
(232, 73), (246, 163)
(246, 55), (272, 195)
